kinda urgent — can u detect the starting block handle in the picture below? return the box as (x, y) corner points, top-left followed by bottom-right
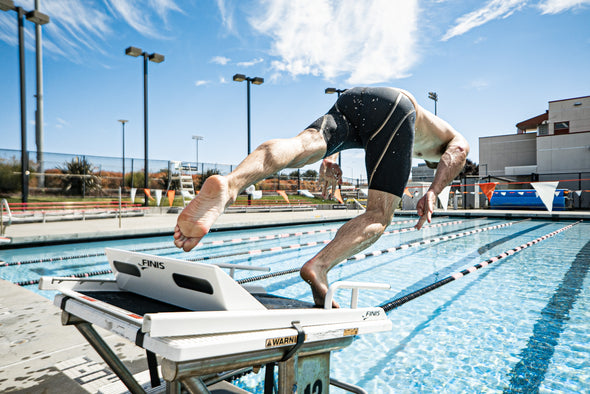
(324, 281), (391, 310)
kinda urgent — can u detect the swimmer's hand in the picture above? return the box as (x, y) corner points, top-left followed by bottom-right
(415, 190), (437, 230)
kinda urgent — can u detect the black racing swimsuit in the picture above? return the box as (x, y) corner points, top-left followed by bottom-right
(307, 87), (415, 198)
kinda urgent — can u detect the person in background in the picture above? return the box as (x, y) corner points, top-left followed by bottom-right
(319, 153), (342, 200)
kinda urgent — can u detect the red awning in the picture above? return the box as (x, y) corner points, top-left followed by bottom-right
(516, 111), (548, 131)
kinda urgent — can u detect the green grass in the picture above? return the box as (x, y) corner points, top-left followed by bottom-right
(1, 193), (336, 207)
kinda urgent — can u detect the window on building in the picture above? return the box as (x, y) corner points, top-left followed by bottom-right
(554, 121), (569, 135)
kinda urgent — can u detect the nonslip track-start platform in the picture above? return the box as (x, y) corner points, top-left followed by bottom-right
(40, 248), (392, 392)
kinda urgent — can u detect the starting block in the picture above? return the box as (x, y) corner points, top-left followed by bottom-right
(40, 248), (391, 393)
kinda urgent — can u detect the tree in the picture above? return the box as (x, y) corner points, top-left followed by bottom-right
(458, 158), (479, 178)
(0, 157), (20, 194)
(301, 169), (318, 180)
(60, 157), (101, 196)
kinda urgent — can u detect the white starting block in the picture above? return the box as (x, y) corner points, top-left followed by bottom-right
(40, 248), (391, 393)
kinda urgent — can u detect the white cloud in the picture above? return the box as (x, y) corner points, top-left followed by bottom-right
(215, 0), (237, 33)
(107, 0), (182, 39)
(441, 0), (527, 41)
(538, 0), (590, 14)
(195, 80), (209, 87)
(0, 0), (183, 62)
(55, 117), (69, 129)
(466, 79), (490, 91)
(248, 0), (419, 84)
(211, 56), (231, 65)
(237, 57), (264, 67)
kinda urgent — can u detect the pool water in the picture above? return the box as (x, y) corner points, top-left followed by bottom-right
(1, 217), (588, 393)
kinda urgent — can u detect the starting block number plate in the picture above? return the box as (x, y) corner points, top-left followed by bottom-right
(298, 353), (330, 394)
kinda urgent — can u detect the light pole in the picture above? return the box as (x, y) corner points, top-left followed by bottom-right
(192, 135), (203, 173)
(125, 46), (164, 206)
(118, 120), (128, 188)
(232, 74), (264, 155)
(325, 87), (347, 186)
(0, 0), (50, 203)
(428, 91), (438, 116)
(34, 0), (46, 188)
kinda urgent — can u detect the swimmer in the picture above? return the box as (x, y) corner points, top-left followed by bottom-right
(175, 87), (469, 307)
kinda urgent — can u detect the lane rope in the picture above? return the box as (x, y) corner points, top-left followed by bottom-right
(15, 220), (467, 287)
(378, 220), (581, 313)
(188, 220), (464, 263)
(2, 217), (443, 267)
(237, 220), (515, 284)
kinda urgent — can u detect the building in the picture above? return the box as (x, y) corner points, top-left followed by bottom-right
(479, 95), (590, 208)
(411, 162), (435, 183)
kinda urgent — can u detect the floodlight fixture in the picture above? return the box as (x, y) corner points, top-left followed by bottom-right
(0, 0), (14, 11)
(125, 46), (142, 57)
(325, 87), (346, 96)
(252, 77), (264, 85)
(149, 53), (164, 63)
(25, 9), (49, 25)
(233, 73), (246, 82)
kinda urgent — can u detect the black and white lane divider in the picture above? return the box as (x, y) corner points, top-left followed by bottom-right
(378, 220), (581, 313)
(237, 220), (516, 285)
(3, 217), (454, 267)
(188, 220), (464, 263)
(14, 220), (468, 287)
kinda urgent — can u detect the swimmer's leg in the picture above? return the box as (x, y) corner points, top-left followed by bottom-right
(174, 128), (327, 251)
(301, 189), (399, 307)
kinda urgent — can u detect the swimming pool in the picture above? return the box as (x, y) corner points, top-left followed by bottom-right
(1, 217), (588, 393)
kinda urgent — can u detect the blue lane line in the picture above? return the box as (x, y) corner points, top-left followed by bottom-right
(504, 239), (590, 393)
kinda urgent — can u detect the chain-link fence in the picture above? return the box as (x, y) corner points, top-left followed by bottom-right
(1, 149), (371, 200)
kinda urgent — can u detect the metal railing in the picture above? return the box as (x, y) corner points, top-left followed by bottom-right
(1, 199), (12, 235)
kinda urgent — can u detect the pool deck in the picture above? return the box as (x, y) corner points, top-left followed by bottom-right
(0, 207), (588, 393)
(2, 207), (587, 248)
(2, 207), (365, 247)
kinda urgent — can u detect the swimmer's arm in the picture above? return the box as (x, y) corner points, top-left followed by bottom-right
(416, 134), (469, 229)
(428, 134), (469, 195)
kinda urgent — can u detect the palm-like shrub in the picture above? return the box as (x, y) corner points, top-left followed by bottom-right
(60, 157), (101, 196)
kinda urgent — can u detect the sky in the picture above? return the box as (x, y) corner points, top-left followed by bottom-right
(1, 0), (589, 181)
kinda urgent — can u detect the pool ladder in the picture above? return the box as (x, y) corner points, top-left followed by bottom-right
(1, 199), (11, 236)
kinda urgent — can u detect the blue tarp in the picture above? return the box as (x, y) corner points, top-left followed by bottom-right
(490, 189), (567, 210)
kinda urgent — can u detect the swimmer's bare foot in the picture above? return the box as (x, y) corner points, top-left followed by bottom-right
(300, 261), (339, 308)
(174, 175), (234, 252)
